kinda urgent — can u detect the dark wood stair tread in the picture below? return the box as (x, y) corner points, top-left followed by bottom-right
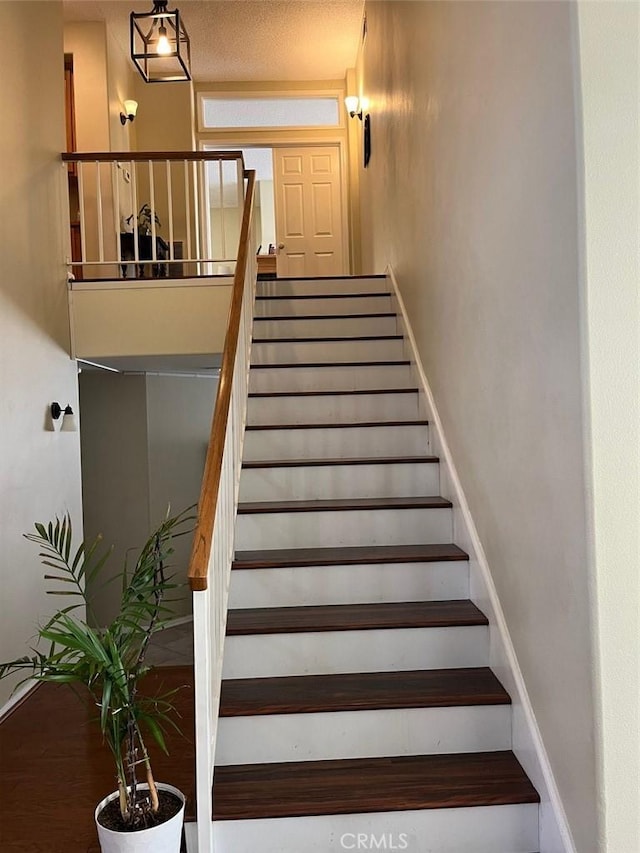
(246, 419), (429, 431)
(249, 387), (418, 398)
(237, 495), (451, 515)
(250, 360), (410, 369)
(226, 600), (487, 635)
(271, 274), (387, 282)
(219, 667), (510, 716)
(253, 311), (398, 323)
(232, 542), (468, 569)
(242, 455), (439, 470)
(256, 292), (390, 301)
(252, 334), (403, 343)
(212, 751), (539, 820)
(253, 312), (396, 321)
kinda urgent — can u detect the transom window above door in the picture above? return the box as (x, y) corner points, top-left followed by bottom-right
(199, 93), (342, 131)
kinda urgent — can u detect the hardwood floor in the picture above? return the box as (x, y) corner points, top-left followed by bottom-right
(0, 666), (195, 852)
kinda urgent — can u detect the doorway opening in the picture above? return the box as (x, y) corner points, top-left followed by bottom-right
(203, 145), (276, 274)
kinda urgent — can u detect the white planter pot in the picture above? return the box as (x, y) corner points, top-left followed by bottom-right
(95, 782), (185, 853)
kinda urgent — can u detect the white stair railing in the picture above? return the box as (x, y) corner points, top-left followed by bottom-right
(62, 151), (246, 280)
(188, 170), (256, 852)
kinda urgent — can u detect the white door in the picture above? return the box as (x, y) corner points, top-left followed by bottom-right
(274, 145), (347, 278)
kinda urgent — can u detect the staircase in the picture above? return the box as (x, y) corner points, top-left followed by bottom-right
(211, 275), (540, 852)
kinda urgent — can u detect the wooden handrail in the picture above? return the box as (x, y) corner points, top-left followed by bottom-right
(61, 150), (245, 165)
(187, 169), (256, 592)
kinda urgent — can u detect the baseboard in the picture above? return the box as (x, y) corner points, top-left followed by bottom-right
(0, 678), (39, 725)
(386, 264), (576, 853)
(158, 614), (194, 631)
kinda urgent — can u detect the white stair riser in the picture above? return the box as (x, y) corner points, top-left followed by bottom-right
(235, 506), (452, 550)
(249, 364), (415, 393)
(247, 391), (420, 425)
(210, 803), (539, 853)
(251, 338), (405, 364)
(229, 561), (468, 609)
(238, 461), (440, 501)
(216, 705), (511, 765)
(222, 625), (488, 678)
(255, 295), (393, 317)
(243, 424), (430, 460)
(253, 315), (398, 339)
(257, 277), (389, 297)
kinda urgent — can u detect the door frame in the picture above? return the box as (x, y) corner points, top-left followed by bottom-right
(199, 136), (351, 276)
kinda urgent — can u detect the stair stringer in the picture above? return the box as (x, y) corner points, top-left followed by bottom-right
(386, 264), (575, 853)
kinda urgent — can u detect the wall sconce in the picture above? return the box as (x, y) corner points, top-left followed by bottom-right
(130, 0), (192, 83)
(120, 99), (138, 125)
(51, 402), (78, 432)
(345, 96), (371, 168)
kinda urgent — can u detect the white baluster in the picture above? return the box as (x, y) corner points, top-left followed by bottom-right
(166, 160), (175, 267)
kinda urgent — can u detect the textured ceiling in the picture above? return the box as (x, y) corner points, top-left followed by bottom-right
(63, 0), (364, 81)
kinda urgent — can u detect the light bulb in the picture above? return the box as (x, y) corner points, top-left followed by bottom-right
(60, 405), (78, 432)
(345, 95), (359, 117)
(123, 99), (138, 119)
(156, 25), (171, 55)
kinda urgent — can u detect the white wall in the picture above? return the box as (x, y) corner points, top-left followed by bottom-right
(0, 2), (83, 709)
(258, 179), (276, 249)
(79, 373), (150, 627)
(576, 3), (640, 851)
(146, 374), (217, 616)
(359, 2), (596, 849)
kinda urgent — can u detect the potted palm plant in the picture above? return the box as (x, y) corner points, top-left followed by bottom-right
(0, 508), (193, 853)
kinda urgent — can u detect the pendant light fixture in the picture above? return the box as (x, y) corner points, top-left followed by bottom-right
(130, 0), (191, 83)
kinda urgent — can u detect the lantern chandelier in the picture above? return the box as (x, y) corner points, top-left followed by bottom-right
(130, 0), (191, 83)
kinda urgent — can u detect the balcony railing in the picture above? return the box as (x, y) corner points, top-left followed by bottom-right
(62, 151), (246, 280)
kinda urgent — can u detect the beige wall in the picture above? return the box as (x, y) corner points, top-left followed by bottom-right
(106, 27), (138, 153)
(64, 21), (136, 267)
(0, 2), (83, 709)
(133, 79), (195, 267)
(577, 3), (640, 851)
(134, 79), (195, 153)
(70, 280), (233, 359)
(359, 1), (596, 849)
(79, 372), (216, 623)
(64, 22), (110, 151)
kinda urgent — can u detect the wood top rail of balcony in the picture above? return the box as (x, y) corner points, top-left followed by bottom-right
(187, 169), (256, 593)
(61, 150), (245, 164)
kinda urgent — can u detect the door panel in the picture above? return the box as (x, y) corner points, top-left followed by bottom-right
(312, 184), (333, 236)
(287, 254), (306, 278)
(282, 155), (303, 175)
(310, 153), (332, 173)
(283, 184), (305, 237)
(274, 145), (346, 277)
